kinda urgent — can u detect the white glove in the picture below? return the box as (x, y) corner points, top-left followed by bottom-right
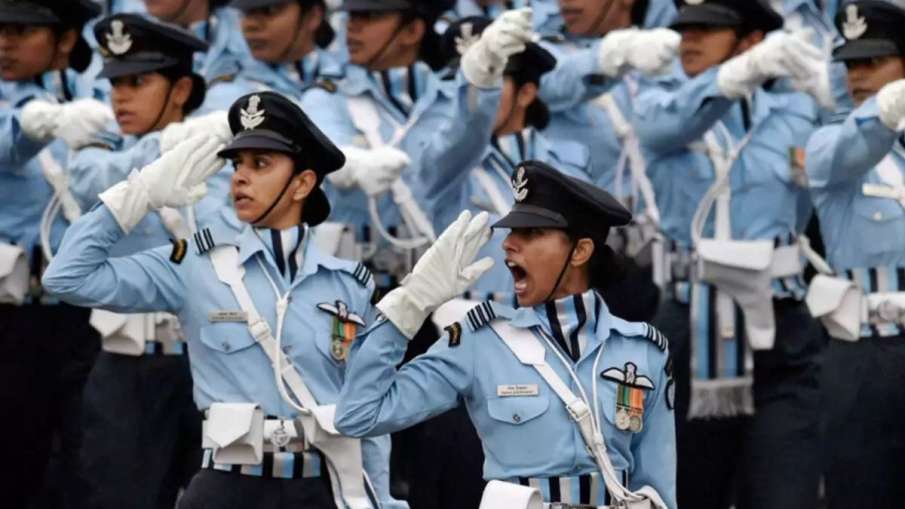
(598, 28), (680, 77)
(877, 79), (905, 132)
(159, 110), (231, 153)
(461, 8), (533, 88)
(20, 98), (113, 149)
(328, 145), (410, 196)
(717, 29), (827, 99)
(377, 210), (495, 338)
(99, 134), (225, 233)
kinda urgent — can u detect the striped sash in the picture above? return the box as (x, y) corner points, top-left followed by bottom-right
(201, 448), (323, 480)
(515, 471), (625, 506)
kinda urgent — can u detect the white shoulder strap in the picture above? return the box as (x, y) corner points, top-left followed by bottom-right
(865, 154), (905, 211)
(488, 321), (647, 506)
(208, 246), (377, 509)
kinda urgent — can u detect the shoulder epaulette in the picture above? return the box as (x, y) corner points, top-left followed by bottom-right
(348, 262), (372, 288)
(465, 301), (497, 332)
(642, 323), (668, 352)
(193, 228), (216, 255)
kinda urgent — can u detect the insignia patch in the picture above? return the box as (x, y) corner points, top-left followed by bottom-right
(601, 362), (654, 433)
(511, 166), (529, 202)
(445, 322), (462, 347)
(193, 228), (215, 255)
(106, 19), (133, 55)
(317, 300), (365, 361)
(842, 4), (867, 40)
(643, 323), (668, 352)
(465, 301), (496, 332)
(316, 79), (337, 94)
(789, 147), (807, 187)
(454, 22), (481, 56)
(169, 238), (187, 264)
(240, 95), (266, 130)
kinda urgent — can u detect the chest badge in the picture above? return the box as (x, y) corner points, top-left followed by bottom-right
(601, 362), (655, 433)
(317, 300), (365, 361)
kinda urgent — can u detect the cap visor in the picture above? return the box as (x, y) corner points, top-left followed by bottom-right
(670, 5), (741, 30)
(492, 205), (568, 229)
(217, 130), (297, 158)
(229, 0), (284, 11)
(833, 39), (900, 61)
(98, 59), (176, 79)
(340, 0), (411, 12)
(0, 6), (58, 24)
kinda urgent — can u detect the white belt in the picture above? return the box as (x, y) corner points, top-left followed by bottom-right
(203, 412), (307, 455)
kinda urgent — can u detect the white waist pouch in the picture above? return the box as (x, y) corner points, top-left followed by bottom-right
(0, 244), (29, 305)
(696, 239), (778, 350)
(479, 480), (543, 509)
(202, 402), (265, 465)
(90, 310), (183, 356)
(805, 275), (862, 341)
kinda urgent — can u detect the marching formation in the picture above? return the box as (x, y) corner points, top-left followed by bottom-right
(1, 1), (903, 509)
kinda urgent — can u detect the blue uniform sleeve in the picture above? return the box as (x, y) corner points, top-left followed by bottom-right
(634, 67), (734, 154)
(301, 88), (360, 146)
(415, 72), (501, 200)
(538, 41), (617, 112)
(0, 104), (50, 169)
(628, 348), (676, 509)
(42, 204), (186, 313)
(68, 136), (160, 210)
(335, 321), (475, 438)
(805, 97), (900, 190)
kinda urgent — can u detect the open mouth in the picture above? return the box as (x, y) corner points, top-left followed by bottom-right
(506, 259), (529, 294)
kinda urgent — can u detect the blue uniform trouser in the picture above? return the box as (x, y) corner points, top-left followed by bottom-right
(0, 302), (99, 509)
(178, 469), (336, 509)
(822, 334), (905, 509)
(80, 351), (201, 509)
(654, 296), (824, 509)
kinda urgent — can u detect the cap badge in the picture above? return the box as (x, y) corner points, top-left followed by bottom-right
(842, 4), (867, 40)
(106, 20), (133, 56)
(511, 166), (528, 202)
(240, 95), (266, 131)
(455, 22), (481, 56)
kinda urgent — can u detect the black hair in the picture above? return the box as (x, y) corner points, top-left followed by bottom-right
(158, 66), (206, 114)
(630, 0), (650, 26)
(565, 229), (626, 292)
(507, 70), (550, 130)
(297, 0), (335, 48)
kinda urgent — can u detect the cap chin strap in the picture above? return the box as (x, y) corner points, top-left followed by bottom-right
(276, 6), (309, 63)
(589, 0), (619, 37)
(149, 81), (176, 134)
(363, 15), (409, 71)
(544, 238), (577, 303)
(251, 171), (297, 226)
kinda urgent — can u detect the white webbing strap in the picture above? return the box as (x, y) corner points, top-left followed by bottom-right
(345, 96), (436, 249)
(37, 147), (81, 262)
(593, 93), (660, 226)
(473, 165), (512, 218)
(488, 321), (648, 507)
(209, 246), (376, 509)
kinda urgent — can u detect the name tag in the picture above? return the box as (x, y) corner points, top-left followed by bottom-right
(497, 384), (539, 397)
(208, 310), (248, 323)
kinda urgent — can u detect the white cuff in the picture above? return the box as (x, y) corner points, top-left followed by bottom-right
(98, 172), (152, 234)
(375, 287), (430, 340)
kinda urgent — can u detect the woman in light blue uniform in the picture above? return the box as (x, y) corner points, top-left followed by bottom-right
(428, 16), (591, 306)
(804, 2), (905, 506)
(230, 0), (346, 97)
(67, 15), (235, 509)
(0, 1), (107, 506)
(336, 161), (676, 509)
(43, 91), (407, 509)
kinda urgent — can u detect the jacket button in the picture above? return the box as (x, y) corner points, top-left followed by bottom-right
(512, 414), (521, 423)
(222, 342), (231, 352)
